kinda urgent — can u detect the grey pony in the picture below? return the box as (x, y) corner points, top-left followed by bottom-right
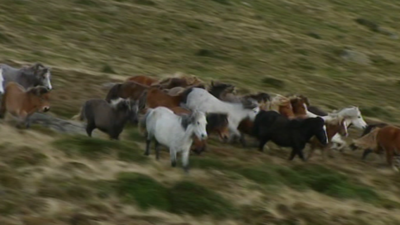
(0, 62), (53, 91)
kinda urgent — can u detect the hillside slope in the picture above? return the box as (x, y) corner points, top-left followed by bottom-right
(1, 0), (400, 224)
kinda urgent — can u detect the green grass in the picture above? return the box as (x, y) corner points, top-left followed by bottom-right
(114, 172), (235, 218)
(168, 181), (236, 219)
(116, 172), (170, 211)
(52, 135), (149, 163)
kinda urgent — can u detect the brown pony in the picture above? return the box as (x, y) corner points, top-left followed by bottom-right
(105, 81), (148, 103)
(288, 95), (308, 118)
(307, 114), (348, 160)
(270, 95), (295, 119)
(0, 82), (50, 128)
(125, 75), (159, 86)
(140, 86), (188, 109)
(352, 125), (400, 172)
(158, 75), (204, 89)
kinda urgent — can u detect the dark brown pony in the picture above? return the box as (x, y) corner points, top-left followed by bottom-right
(307, 115), (348, 160)
(105, 81), (148, 103)
(352, 125), (400, 171)
(125, 75), (159, 86)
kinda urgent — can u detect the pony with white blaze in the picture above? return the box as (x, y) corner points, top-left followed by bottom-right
(305, 105), (367, 150)
(181, 87), (260, 144)
(140, 106), (208, 173)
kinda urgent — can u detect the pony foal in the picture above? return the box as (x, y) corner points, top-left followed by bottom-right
(140, 107), (208, 173)
(77, 98), (139, 140)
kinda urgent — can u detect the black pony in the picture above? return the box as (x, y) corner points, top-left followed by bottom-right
(252, 110), (328, 161)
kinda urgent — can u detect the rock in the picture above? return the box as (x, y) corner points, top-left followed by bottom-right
(29, 113), (88, 135)
(340, 49), (371, 65)
(306, 31), (321, 39)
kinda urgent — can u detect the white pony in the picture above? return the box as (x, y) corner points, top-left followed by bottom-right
(0, 68), (4, 94)
(140, 106), (207, 173)
(181, 87), (260, 142)
(306, 106), (367, 150)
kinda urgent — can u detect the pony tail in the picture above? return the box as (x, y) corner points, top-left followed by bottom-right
(71, 105), (85, 121)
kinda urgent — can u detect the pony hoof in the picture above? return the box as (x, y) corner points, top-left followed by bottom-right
(183, 166), (190, 174)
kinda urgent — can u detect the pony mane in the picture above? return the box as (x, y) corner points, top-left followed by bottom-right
(324, 112), (345, 125)
(110, 97), (126, 108)
(338, 106), (360, 118)
(241, 98), (259, 109)
(271, 94), (290, 106)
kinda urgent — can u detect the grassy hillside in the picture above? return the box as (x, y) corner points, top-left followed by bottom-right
(1, 0), (400, 224)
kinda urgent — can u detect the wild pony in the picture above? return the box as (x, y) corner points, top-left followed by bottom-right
(181, 87), (260, 146)
(125, 75), (159, 86)
(0, 82), (51, 128)
(76, 98), (139, 140)
(208, 81), (236, 100)
(140, 86), (192, 109)
(139, 107), (208, 173)
(158, 75), (204, 89)
(270, 95), (296, 119)
(161, 106), (229, 154)
(244, 92), (271, 110)
(105, 81), (149, 104)
(349, 123), (388, 151)
(307, 113), (349, 160)
(287, 95), (308, 118)
(164, 83), (206, 96)
(351, 125), (400, 172)
(0, 63), (53, 90)
(300, 95), (368, 150)
(252, 110), (328, 161)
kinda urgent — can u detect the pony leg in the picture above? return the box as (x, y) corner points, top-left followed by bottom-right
(182, 148), (190, 173)
(155, 140), (160, 160)
(144, 137), (152, 156)
(288, 149), (296, 161)
(170, 148), (177, 167)
(24, 116), (31, 128)
(258, 139), (269, 152)
(85, 121), (95, 137)
(297, 149), (307, 162)
(385, 149), (396, 171)
(239, 133), (247, 148)
(362, 149), (373, 161)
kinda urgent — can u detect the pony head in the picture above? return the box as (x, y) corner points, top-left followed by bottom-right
(340, 106), (368, 130)
(242, 98), (260, 121)
(191, 110), (208, 140)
